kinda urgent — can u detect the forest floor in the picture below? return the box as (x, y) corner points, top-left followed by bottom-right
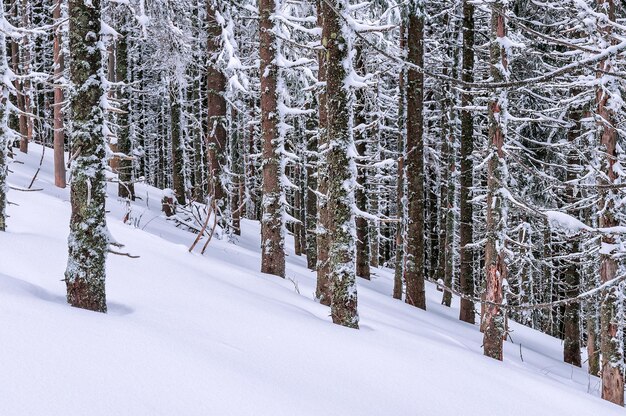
(1, 143), (624, 415)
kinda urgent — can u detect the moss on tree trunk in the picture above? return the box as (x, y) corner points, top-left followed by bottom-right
(65, 0), (108, 313)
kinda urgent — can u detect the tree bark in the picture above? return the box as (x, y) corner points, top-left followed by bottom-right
(597, 0), (624, 405)
(441, 84), (454, 307)
(305, 108), (318, 270)
(482, 1), (508, 360)
(10, 0), (26, 149)
(563, 103), (581, 367)
(354, 45), (370, 280)
(393, 22), (406, 300)
(458, 0), (475, 324)
(116, 20), (134, 200)
(259, 0), (285, 277)
(65, 0), (107, 312)
(0, 0), (9, 231)
(52, 0), (66, 188)
(316, 0), (331, 303)
(293, 163), (303, 256)
(404, 1), (426, 309)
(170, 82), (186, 205)
(325, 0), (358, 328)
(207, 1), (227, 211)
(19, 0), (32, 153)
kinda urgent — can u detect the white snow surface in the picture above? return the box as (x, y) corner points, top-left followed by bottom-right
(1, 144), (625, 416)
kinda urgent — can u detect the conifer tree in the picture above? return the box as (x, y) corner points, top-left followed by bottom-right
(207, 0), (227, 212)
(404, 0), (426, 309)
(458, 0), (475, 324)
(259, 0), (285, 277)
(65, 0), (108, 312)
(52, 0), (66, 188)
(316, 0), (331, 304)
(324, 0), (359, 328)
(0, 0), (14, 232)
(482, 0), (509, 360)
(596, 0), (624, 405)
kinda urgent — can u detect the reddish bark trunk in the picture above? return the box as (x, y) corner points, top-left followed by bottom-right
(206, 2), (227, 210)
(53, 0), (66, 188)
(404, 6), (426, 309)
(315, 0), (331, 304)
(259, 0), (285, 277)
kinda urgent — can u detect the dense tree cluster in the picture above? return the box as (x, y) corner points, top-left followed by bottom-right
(2, 0), (626, 406)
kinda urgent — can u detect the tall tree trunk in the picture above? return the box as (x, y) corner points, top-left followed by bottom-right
(354, 46), (370, 280)
(245, 97), (258, 220)
(587, 303), (601, 376)
(117, 22), (134, 200)
(192, 76), (206, 202)
(563, 104), (581, 367)
(393, 22), (406, 300)
(369, 182), (379, 268)
(10, 0), (26, 148)
(170, 82), (185, 205)
(305, 109), (318, 270)
(259, 0), (285, 277)
(293, 163), (303, 256)
(52, 0), (66, 188)
(441, 86), (455, 307)
(0, 0), (10, 231)
(325, 0), (358, 328)
(482, 1), (508, 360)
(404, 1), (426, 309)
(597, 0), (624, 405)
(65, 0), (107, 312)
(426, 163), (438, 280)
(458, 0), (475, 324)
(19, 0), (32, 153)
(316, 0), (331, 303)
(207, 1), (227, 212)
(231, 108), (242, 236)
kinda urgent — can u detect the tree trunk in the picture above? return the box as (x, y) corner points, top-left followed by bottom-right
(316, 0), (331, 304)
(305, 109), (318, 270)
(325, 0), (358, 328)
(10, 0), (26, 149)
(231, 106), (243, 236)
(293, 163), (303, 256)
(369, 184), (379, 268)
(52, 0), (66, 188)
(404, 2), (426, 309)
(259, 0), (285, 277)
(19, 0), (32, 153)
(65, 0), (108, 312)
(458, 0), (475, 324)
(597, 0), (624, 405)
(0, 0), (9, 231)
(117, 22), (134, 200)
(441, 83), (455, 307)
(245, 97), (258, 220)
(482, 1), (508, 360)
(393, 22), (406, 300)
(563, 103), (581, 367)
(207, 1), (227, 212)
(354, 45), (370, 280)
(587, 305), (601, 376)
(170, 82), (185, 205)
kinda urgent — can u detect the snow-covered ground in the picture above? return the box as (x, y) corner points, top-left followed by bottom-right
(1, 143), (624, 415)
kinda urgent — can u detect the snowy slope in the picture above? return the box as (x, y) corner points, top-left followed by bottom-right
(1, 143), (624, 416)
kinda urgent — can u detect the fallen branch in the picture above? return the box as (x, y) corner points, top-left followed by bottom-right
(27, 145), (45, 189)
(108, 249), (140, 259)
(9, 186), (43, 192)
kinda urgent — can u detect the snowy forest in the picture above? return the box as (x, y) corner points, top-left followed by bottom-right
(2, 0), (626, 412)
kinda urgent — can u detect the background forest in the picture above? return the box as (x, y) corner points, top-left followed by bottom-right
(2, 0), (626, 410)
